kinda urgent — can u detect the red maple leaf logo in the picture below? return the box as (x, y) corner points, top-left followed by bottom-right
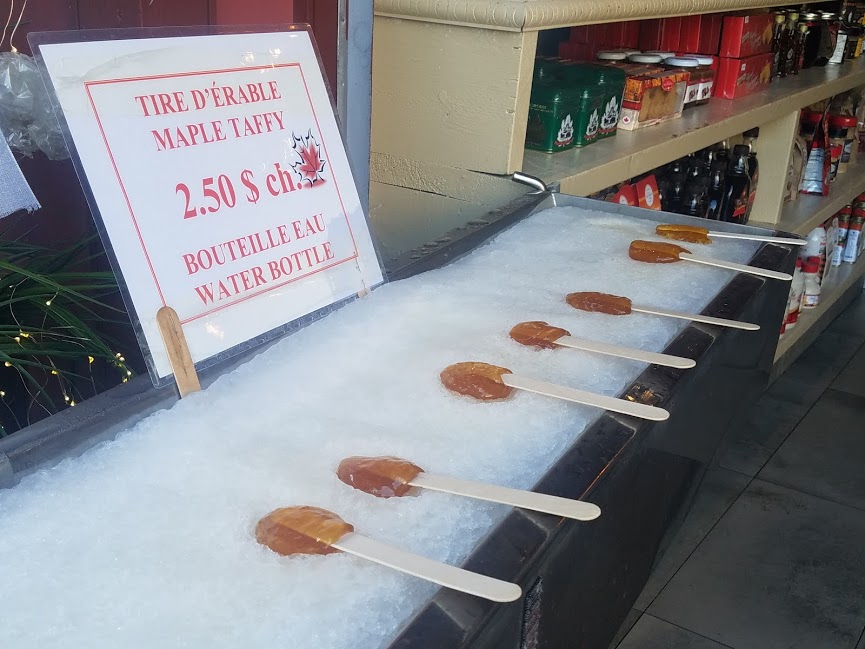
(291, 130), (327, 186)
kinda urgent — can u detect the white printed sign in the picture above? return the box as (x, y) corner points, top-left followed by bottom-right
(38, 31), (383, 381)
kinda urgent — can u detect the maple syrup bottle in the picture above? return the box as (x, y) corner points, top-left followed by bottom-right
(743, 128), (760, 222)
(772, 13), (787, 77)
(705, 159), (726, 221)
(719, 145), (751, 225)
(781, 14), (801, 76)
(678, 183), (708, 219)
(666, 172), (687, 214)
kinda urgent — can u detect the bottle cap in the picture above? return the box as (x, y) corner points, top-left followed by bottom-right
(795, 257), (803, 268)
(803, 258), (820, 273)
(775, 14), (786, 22)
(801, 110), (823, 125)
(829, 115), (858, 128)
(799, 23), (809, 32)
(787, 11), (800, 20)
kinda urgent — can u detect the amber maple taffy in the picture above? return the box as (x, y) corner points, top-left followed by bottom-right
(439, 361), (669, 421)
(628, 240), (792, 281)
(655, 224), (805, 246)
(255, 506), (521, 602)
(508, 321), (695, 369)
(336, 456), (602, 520)
(565, 291), (760, 331)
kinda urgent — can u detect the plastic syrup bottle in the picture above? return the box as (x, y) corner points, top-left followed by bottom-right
(785, 258), (806, 330)
(801, 226), (827, 276)
(843, 216), (862, 263)
(802, 257), (822, 308)
(720, 145), (751, 224)
(743, 128), (760, 222)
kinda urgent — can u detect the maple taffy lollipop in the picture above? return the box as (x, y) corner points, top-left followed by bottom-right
(628, 239), (792, 280)
(255, 505), (521, 601)
(337, 455), (601, 520)
(439, 361), (668, 420)
(565, 291), (760, 331)
(655, 223), (805, 246)
(508, 321), (695, 368)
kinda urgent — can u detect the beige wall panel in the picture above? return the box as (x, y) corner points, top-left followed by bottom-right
(369, 181), (500, 256)
(371, 17), (536, 174)
(748, 111), (800, 226)
(370, 153), (526, 204)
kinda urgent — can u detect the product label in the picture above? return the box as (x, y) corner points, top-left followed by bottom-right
(685, 82), (700, 103)
(699, 80), (714, 99)
(803, 293), (820, 307)
(555, 114), (575, 147)
(830, 35), (849, 64)
(585, 109), (600, 141)
(600, 96), (620, 134)
(843, 230), (860, 263)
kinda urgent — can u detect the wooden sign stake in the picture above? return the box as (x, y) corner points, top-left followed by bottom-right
(156, 306), (201, 398)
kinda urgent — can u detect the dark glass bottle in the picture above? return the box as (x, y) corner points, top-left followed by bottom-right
(668, 158), (687, 176)
(720, 145), (752, 224)
(656, 177), (670, 212)
(743, 128), (760, 221)
(801, 13), (822, 68)
(705, 160), (726, 221)
(781, 15), (800, 76)
(666, 172), (686, 214)
(713, 140), (731, 167)
(793, 22), (809, 73)
(678, 183), (708, 218)
(772, 13), (787, 77)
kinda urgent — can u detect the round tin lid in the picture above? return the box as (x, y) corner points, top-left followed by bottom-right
(596, 51), (628, 61)
(644, 50), (675, 58)
(629, 53), (664, 63)
(665, 57), (700, 66)
(689, 55), (715, 65)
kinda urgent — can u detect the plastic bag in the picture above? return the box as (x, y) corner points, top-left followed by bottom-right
(0, 51), (69, 160)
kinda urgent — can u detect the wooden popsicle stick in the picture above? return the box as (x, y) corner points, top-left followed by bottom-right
(409, 472), (601, 521)
(554, 335), (696, 369)
(631, 304), (760, 331)
(678, 253), (793, 281)
(501, 374), (669, 421)
(156, 306), (201, 398)
(708, 231), (805, 245)
(332, 533), (522, 602)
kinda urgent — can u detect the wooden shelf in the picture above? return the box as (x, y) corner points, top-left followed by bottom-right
(775, 251), (865, 360)
(751, 158), (865, 236)
(523, 58), (865, 197)
(374, 0), (833, 32)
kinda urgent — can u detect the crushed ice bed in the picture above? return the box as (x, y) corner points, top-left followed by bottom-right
(0, 207), (759, 649)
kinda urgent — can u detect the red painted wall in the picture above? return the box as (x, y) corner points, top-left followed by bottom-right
(0, 0), (340, 246)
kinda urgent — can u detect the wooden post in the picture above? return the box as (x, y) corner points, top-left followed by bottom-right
(156, 306), (201, 398)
